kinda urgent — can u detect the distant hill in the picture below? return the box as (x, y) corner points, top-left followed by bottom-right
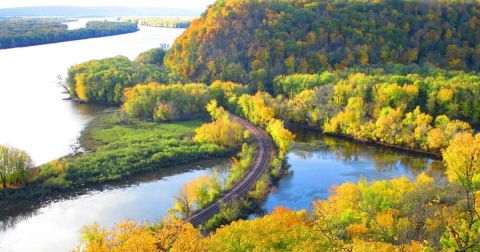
(164, 0), (480, 90)
(0, 6), (203, 17)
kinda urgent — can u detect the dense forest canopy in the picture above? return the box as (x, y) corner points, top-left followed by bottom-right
(0, 18), (138, 49)
(272, 66), (480, 125)
(67, 56), (168, 104)
(165, 0), (480, 91)
(134, 45), (169, 65)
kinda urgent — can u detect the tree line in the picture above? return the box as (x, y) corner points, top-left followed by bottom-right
(122, 17), (192, 28)
(263, 68), (477, 154)
(75, 61), (475, 156)
(122, 83), (211, 121)
(274, 65), (480, 124)
(0, 18), (138, 49)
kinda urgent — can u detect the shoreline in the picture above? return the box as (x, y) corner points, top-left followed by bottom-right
(0, 29), (139, 50)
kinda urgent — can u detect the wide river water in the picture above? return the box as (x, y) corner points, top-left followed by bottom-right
(0, 26), (184, 165)
(0, 25), (444, 252)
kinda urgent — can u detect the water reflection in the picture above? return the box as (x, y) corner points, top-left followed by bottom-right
(0, 159), (228, 252)
(294, 130), (444, 175)
(261, 130), (444, 213)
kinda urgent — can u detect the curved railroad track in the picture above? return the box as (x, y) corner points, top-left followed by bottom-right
(186, 113), (272, 226)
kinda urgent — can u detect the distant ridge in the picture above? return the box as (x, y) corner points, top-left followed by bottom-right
(0, 6), (203, 17)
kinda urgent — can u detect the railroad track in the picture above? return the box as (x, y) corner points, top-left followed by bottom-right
(186, 113), (272, 226)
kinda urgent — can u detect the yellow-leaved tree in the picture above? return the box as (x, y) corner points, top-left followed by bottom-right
(194, 100), (246, 148)
(442, 132), (480, 251)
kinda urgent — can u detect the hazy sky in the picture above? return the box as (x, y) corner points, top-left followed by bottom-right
(0, 0), (215, 9)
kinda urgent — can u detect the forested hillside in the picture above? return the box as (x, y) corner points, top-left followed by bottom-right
(165, 0), (480, 90)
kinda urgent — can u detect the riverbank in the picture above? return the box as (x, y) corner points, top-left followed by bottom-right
(0, 19), (139, 50)
(0, 110), (234, 213)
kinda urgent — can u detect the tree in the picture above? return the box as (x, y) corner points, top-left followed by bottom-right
(266, 119), (295, 158)
(173, 187), (193, 218)
(172, 173), (222, 216)
(442, 133), (480, 251)
(68, 56), (167, 104)
(194, 100), (246, 148)
(123, 83), (210, 120)
(0, 145), (33, 189)
(194, 118), (245, 148)
(237, 92), (276, 127)
(206, 207), (325, 251)
(324, 97), (366, 138)
(226, 144), (255, 189)
(155, 219), (206, 252)
(78, 221), (158, 252)
(134, 45), (168, 65)
(372, 107), (403, 145)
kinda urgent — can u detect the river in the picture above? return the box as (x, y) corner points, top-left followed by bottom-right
(260, 131), (444, 213)
(0, 161), (228, 252)
(0, 25), (184, 165)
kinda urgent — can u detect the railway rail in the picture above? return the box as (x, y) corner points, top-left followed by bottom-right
(186, 113), (272, 226)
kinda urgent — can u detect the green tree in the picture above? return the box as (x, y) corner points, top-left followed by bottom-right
(0, 145), (33, 189)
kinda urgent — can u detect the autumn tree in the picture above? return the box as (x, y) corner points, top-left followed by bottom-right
(123, 83), (210, 121)
(209, 80), (250, 109)
(68, 56), (167, 104)
(266, 119), (295, 158)
(78, 219), (206, 252)
(194, 100), (246, 148)
(154, 218), (206, 252)
(78, 221), (158, 252)
(172, 173), (222, 217)
(237, 92), (276, 127)
(226, 143), (255, 188)
(442, 133), (480, 251)
(0, 145), (33, 189)
(206, 207), (326, 251)
(324, 97), (366, 139)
